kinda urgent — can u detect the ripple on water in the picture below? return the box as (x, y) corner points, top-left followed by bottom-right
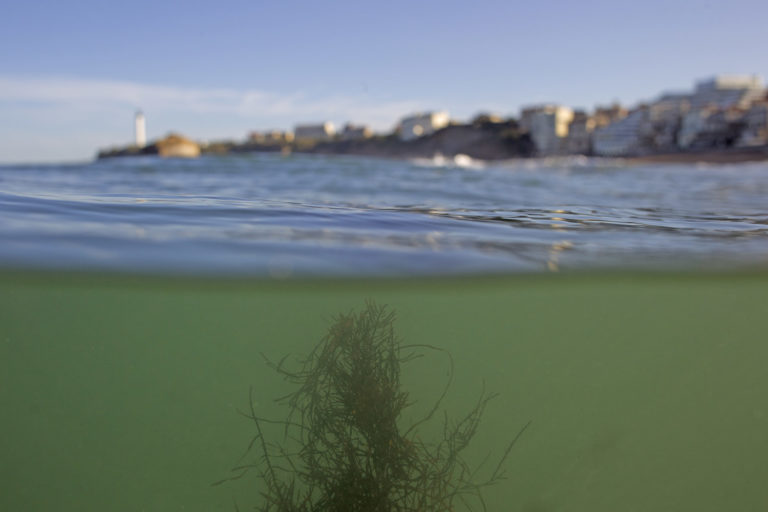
(1, 154), (768, 275)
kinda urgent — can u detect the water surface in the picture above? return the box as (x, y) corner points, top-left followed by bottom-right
(2, 153), (767, 275)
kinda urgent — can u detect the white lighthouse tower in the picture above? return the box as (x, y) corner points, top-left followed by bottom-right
(134, 110), (147, 148)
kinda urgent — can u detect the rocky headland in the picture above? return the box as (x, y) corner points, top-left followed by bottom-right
(98, 133), (200, 159)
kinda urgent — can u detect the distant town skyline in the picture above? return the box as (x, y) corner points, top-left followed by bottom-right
(1, 0), (767, 162)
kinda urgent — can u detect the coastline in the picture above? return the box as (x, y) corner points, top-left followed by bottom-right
(98, 128), (768, 165)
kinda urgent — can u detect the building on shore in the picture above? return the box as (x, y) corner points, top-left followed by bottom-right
(593, 103), (628, 129)
(566, 110), (595, 154)
(592, 108), (648, 156)
(248, 130), (294, 145)
(668, 76), (765, 150)
(689, 75), (764, 110)
(737, 101), (768, 147)
(590, 76), (765, 155)
(340, 123), (373, 141)
(643, 93), (691, 151)
(471, 112), (504, 125)
(135, 110), (146, 148)
(678, 106), (747, 149)
(678, 106), (718, 149)
(398, 112), (450, 141)
(648, 93), (691, 122)
(294, 122), (336, 142)
(520, 104), (574, 155)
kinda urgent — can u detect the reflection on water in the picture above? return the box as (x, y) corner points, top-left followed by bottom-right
(546, 240), (573, 272)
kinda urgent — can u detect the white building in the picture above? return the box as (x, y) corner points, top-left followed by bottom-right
(135, 110), (146, 148)
(737, 102), (768, 147)
(398, 111), (450, 141)
(677, 106), (746, 149)
(689, 75), (764, 110)
(678, 107), (719, 148)
(592, 109), (648, 156)
(521, 104), (574, 155)
(340, 123), (372, 141)
(648, 93), (690, 123)
(642, 93), (691, 150)
(566, 111), (595, 155)
(249, 130), (294, 144)
(294, 122), (335, 142)
(593, 104), (628, 128)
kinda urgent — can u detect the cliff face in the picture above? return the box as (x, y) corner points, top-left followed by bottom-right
(306, 121), (534, 160)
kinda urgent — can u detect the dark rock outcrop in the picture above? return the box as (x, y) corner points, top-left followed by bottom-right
(306, 121), (534, 160)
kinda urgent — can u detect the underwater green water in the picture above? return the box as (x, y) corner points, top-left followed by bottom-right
(2, 271), (767, 511)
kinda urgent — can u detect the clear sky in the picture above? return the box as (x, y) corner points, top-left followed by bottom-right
(1, 0), (766, 162)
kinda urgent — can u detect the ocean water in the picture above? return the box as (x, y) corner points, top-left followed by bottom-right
(1, 153), (768, 274)
(2, 154), (768, 511)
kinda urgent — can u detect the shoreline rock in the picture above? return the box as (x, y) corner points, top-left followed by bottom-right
(97, 133), (200, 159)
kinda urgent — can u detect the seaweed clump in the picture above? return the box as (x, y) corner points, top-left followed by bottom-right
(217, 301), (528, 511)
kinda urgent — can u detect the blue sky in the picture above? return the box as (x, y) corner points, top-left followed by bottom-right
(1, 0), (767, 162)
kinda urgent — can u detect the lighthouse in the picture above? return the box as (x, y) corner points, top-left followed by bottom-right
(135, 110), (147, 148)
